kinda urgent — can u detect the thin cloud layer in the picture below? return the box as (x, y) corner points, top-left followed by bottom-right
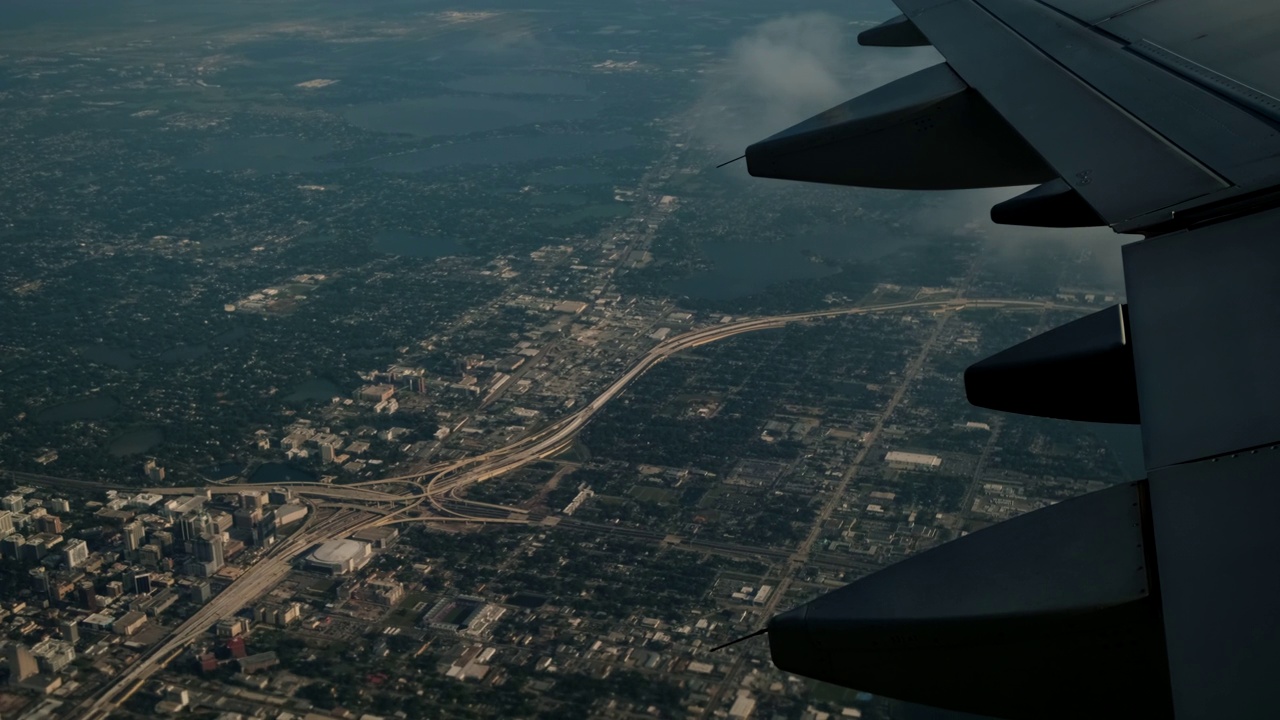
(687, 13), (1127, 289)
(688, 13), (939, 157)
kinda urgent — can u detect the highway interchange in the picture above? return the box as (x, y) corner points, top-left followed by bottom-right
(44, 296), (1079, 717)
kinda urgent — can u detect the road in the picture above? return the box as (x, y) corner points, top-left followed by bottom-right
(74, 506), (373, 720)
(61, 296), (1082, 717)
(413, 296), (1081, 515)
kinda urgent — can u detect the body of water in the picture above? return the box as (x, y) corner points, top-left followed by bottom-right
(202, 462), (245, 481)
(446, 73), (590, 96)
(108, 426), (163, 456)
(181, 136), (336, 173)
(368, 133), (634, 172)
(286, 378), (344, 403)
(36, 396), (121, 423)
(250, 463), (316, 484)
(372, 231), (463, 259)
(160, 343), (209, 363)
(81, 345), (137, 370)
(531, 166), (617, 185)
(343, 95), (597, 137)
(668, 223), (938, 301)
(1084, 423), (1146, 480)
(669, 242), (840, 301)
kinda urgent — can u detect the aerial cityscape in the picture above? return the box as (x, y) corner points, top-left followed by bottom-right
(0, 0), (1140, 718)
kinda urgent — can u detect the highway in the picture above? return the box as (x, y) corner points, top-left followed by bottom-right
(412, 296), (1080, 513)
(74, 506), (374, 720)
(65, 296), (1081, 717)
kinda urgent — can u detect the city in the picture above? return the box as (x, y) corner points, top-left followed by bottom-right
(0, 0), (1138, 718)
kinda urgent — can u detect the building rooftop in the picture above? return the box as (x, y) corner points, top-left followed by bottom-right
(309, 539), (368, 565)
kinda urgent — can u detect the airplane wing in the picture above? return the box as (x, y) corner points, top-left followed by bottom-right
(744, 2), (1280, 718)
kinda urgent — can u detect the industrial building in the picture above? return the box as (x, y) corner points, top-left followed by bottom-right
(424, 595), (506, 636)
(275, 503), (308, 526)
(884, 451), (943, 470)
(351, 525), (398, 548)
(112, 611), (147, 637)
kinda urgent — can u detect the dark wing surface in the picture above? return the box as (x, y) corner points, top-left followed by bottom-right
(745, 2), (1280, 718)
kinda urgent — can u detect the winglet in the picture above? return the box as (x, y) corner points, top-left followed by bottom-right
(710, 628), (766, 652)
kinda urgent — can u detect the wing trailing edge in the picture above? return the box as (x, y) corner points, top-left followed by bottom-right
(766, 481), (1172, 719)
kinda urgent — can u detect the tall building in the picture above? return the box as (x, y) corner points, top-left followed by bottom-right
(123, 520), (145, 553)
(187, 580), (212, 604)
(49, 498), (70, 514)
(59, 620), (79, 644)
(193, 533), (225, 573)
(30, 639), (74, 674)
(76, 581), (98, 610)
(0, 534), (25, 560)
(239, 491), (266, 511)
(178, 512), (214, 543)
(1, 495), (23, 513)
(139, 544), (163, 568)
(35, 515), (62, 535)
(0, 511), (13, 536)
(28, 567), (49, 595)
(233, 508), (261, 530)
(126, 568), (152, 595)
(6, 643), (38, 685)
(143, 459), (166, 482)
(320, 443), (336, 463)
(152, 530), (174, 551)
(62, 538), (88, 569)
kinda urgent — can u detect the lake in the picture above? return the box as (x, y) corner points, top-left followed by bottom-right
(446, 73), (590, 96)
(286, 378), (344, 403)
(181, 136), (337, 173)
(202, 462), (245, 481)
(669, 224), (936, 301)
(343, 95), (598, 137)
(531, 166), (618, 185)
(108, 426), (163, 456)
(669, 242), (840, 301)
(367, 133), (634, 172)
(81, 344), (137, 370)
(160, 343), (209, 363)
(1085, 423), (1146, 481)
(37, 396), (121, 423)
(372, 231), (463, 259)
(250, 463), (317, 484)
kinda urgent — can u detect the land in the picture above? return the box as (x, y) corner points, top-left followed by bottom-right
(0, 1), (1136, 719)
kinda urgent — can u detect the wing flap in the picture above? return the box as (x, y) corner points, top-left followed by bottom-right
(1098, 0), (1280, 111)
(767, 481), (1170, 719)
(897, 0), (1228, 223)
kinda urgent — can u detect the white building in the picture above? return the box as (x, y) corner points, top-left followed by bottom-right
(884, 451), (942, 470)
(306, 539), (372, 575)
(275, 504), (308, 526)
(130, 493), (164, 508)
(30, 639), (75, 673)
(62, 539), (88, 569)
(729, 690), (757, 720)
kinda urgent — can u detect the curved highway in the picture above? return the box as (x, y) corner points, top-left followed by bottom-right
(78, 296), (1078, 716)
